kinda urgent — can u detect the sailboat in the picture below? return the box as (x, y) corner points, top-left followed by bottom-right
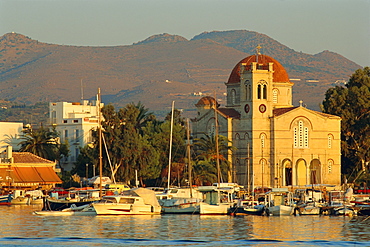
(158, 103), (203, 214)
(199, 97), (235, 215)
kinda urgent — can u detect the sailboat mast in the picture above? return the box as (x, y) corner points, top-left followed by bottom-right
(187, 118), (193, 198)
(213, 96), (221, 187)
(98, 88), (103, 197)
(167, 101), (175, 190)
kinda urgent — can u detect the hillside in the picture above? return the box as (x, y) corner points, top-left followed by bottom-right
(0, 31), (361, 118)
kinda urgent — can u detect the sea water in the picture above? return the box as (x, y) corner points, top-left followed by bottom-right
(0, 205), (369, 246)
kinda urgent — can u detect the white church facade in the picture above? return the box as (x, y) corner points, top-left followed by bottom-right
(192, 53), (342, 189)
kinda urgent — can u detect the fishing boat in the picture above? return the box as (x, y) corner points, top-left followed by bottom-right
(351, 195), (370, 216)
(92, 187), (161, 215)
(198, 184), (238, 215)
(11, 190), (30, 205)
(265, 188), (295, 216)
(43, 189), (100, 211)
(229, 198), (265, 216)
(294, 188), (325, 215)
(34, 203), (96, 216)
(157, 187), (203, 214)
(0, 194), (12, 205)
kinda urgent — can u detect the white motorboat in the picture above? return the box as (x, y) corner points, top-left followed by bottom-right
(266, 188), (295, 216)
(157, 187), (203, 214)
(92, 188), (161, 215)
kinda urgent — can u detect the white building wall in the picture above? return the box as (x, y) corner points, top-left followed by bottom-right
(50, 100), (102, 171)
(0, 122), (24, 152)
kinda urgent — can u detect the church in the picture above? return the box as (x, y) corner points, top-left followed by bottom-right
(192, 50), (342, 190)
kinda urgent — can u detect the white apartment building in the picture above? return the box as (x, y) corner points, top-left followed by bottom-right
(49, 100), (103, 171)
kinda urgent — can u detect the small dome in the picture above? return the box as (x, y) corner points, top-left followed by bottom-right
(195, 96), (220, 108)
(227, 54), (290, 84)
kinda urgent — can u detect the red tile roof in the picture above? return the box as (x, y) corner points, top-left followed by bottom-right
(218, 108), (241, 119)
(12, 152), (55, 164)
(273, 107), (298, 116)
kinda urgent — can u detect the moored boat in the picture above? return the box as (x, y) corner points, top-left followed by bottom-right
(43, 189), (100, 211)
(92, 187), (161, 215)
(157, 187), (203, 214)
(198, 184), (239, 215)
(229, 199), (265, 216)
(0, 194), (12, 205)
(34, 203), (96, 216)
(265, 188), (295, 216)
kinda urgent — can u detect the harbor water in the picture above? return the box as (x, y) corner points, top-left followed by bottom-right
(0, 205), (369, 246)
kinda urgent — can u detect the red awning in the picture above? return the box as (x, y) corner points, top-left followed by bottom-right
(0, 167), (61, 184)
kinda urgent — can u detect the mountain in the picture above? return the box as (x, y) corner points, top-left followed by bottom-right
(0, 31), (361, 118)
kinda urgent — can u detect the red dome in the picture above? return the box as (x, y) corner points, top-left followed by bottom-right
(195, 96), (219, 107)
(227, 54), (290, 84)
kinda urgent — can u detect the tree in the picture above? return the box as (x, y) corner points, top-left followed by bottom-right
(192, 134), (233, 185)
(94, 103), (163, 185)
(321, 67), (370, 182)
(19, 126), (68, 162)
(146, 111), (187, 187)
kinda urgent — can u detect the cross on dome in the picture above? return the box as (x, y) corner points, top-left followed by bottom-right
(256, 45), (262, 55)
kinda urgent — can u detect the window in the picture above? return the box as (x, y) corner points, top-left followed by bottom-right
(328, 160), (333, 173)
(257, 81), (267, 100)
(257, 85), (261, 99)
(294, 120), (309, 148)
(261, 133), (266, 148)
(75, 129), (79, 141)
(245, 80), (249, 100)
(64, 130), (68, 139)
(272, 89), (278, 103)
(63, 120), (67, 123)
(231, 89), (236, 105)
(208, 122), (215, 137)
(73, 120), (78, 123)
(328, 134), (333, 148)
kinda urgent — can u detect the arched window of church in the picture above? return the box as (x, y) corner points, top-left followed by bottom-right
(261, 133), (266, 148)
(304, 127), (309, 148)
(272, 89), (278, 103)
(230, 89), (236, 105)
(298, 121), (304, 147)
(263, 85), (267, 99)
(245, 80), (249, 100)
(328, 134), (333, 148)
(208, 122), (215, 137)
(257, 84), (261, 99)
(294, 120), (309, 148)
(328, 160), (333, 173)
(294, 127), (298, 148)
(248, 85), (252, 100)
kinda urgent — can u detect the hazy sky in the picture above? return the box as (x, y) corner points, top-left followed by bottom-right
(1, 0), (369, 66)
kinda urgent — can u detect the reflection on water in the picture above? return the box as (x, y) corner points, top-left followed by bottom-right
(0, 205), (369, 246)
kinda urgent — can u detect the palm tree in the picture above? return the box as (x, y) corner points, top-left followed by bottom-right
(193, 134), (233, 184)
(19, 126), (61, 161)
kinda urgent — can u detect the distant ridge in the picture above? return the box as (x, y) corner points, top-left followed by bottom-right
(134, 33), (188, 45)
(0, 31), (361, 117)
